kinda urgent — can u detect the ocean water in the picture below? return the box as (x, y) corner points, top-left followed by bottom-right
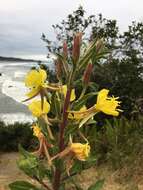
(0, 61), (51, 124)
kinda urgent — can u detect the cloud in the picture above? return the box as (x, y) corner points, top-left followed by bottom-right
(0, 0), (143, 58)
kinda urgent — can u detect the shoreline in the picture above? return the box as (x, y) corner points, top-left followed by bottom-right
(0, 77), (33, 124)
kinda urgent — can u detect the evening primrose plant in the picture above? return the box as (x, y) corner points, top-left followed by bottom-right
(9, 33), (121, 190)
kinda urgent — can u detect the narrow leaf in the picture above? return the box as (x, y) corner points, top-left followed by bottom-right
(9, 181), (41, 190)
(88, 179), (105, 190)
(79, 113), (95, 128)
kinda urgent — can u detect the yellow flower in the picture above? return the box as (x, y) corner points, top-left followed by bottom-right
(68, 106), (87, 120)
(24, 69), (47, 98)
(70, 143), (90, 161)
(31, 124), (43, 138)
(68, 89), (122, 128)
(60, 85), (76, 102)
(28, 99), (50, 117)
(95, 89), (121, 116)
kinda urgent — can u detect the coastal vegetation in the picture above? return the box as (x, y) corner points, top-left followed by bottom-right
(0, 6), (143, 190)
(0, 121), (35, 152)
(42, 6), (143, 118)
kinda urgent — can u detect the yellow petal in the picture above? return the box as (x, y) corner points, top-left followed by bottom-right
(97, 89), (109, 104)
(61, 85), (67, 96)
(98, 100), (120, 116)
(70, 88), (76, 102)
(61, 85), (76, 102)
(95, 89), (122, 116)
(25, 70), (40, 87)
(26, 87), (40, 98)
(24, 69), (47, 88)
(68, 106), (87, 120)
(31, 124), (43, 138)
(70, 142), (90, 161)
(28, 99), (50, 117)
(39, 69), (47, 83)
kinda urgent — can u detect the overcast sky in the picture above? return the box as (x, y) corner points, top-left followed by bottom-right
(0, 0), (143, 59)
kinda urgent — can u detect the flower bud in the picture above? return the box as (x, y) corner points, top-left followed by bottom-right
(55, 58), (63, 78)
(96, 39), (104, 54)
(32, 124), (43, 139)
(83, 63), (93, 85)
(63, 41), (68, 58)
(72, 32), (82, 63)
(70, 143), (90, 161)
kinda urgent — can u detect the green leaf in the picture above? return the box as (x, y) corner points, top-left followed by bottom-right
(44, 168), (53, 181)
(55, 53), (69, 76)
(79, 113), (95, 128)
(86, 156), (97, 163)
(85, 118), (97, 125)
(18, 145), (36, 159)
(17, 155), (38, 177)
(65, 123), (79, 140)
(88, 179), (105, 190)
(50, 92), (61, 117)
(88, 82), (99, 91)
(18, 145), (47, 180)
(59, 183), (65, 190)
(78, 39), (98, 69)
(53, 93), (61, 116)
(71, 160), (83, 174)
(9, 181), (42, 190)
(72, 92), (98, 110)
(37, 117), (53, 144)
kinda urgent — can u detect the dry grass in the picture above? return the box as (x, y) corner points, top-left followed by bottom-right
(0, 152), (143, 190)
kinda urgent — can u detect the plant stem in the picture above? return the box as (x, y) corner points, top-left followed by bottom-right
(53, 88), (72, 190)
(34, 176), (52, 190)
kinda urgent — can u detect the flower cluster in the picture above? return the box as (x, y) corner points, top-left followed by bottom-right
(24, 67), (121, 163)
(10, 33), (122, 190)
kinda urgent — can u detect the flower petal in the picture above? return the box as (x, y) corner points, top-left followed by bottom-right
(39, 69), (47, 83)
(97, 89), (109, 104)
(60, 85), (76, 102)
(28, 99), (50, 117)
(26, 87), (40, 98)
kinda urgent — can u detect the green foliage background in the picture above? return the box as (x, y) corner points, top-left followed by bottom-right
(0, 6), (143, 190)
(0, 121), (36, 151)
(42, 6), (143, 118)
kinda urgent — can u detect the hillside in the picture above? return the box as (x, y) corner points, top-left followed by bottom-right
(0, 56), (42, 63)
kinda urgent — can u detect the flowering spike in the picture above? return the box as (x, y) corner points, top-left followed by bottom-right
(72, 32), (82, 63)
(83, 63), (93, 85)
(55, 58), (63, 79)
(96, 39), (104, 54)
(63, 40), (68, 58)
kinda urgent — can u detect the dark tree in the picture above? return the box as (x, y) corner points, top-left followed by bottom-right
(42, 6), (143, 117)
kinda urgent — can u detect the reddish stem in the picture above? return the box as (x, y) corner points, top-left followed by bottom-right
(53, 88), (72, 190)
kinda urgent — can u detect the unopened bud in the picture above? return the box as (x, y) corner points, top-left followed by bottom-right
(72, 32), (82, 63)
(83, 63), (93, 85)
(96, 39), (104, 54)
(55, 58), (63, 79)
(63, 41), (68, 58)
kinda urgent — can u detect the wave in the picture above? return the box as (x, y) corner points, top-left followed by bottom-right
(0, 113), (35, 124)
(0, 61), (36, 67)
(0, 63), (46, 123)
(14, 71), (27, 78)
(2, 79), (28, 105)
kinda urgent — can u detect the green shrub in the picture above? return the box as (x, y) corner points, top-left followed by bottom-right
(89, 116), (143, 169)
(0, 121), (37, 152)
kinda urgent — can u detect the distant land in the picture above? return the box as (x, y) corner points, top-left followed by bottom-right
(0, 56), (42, 63)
